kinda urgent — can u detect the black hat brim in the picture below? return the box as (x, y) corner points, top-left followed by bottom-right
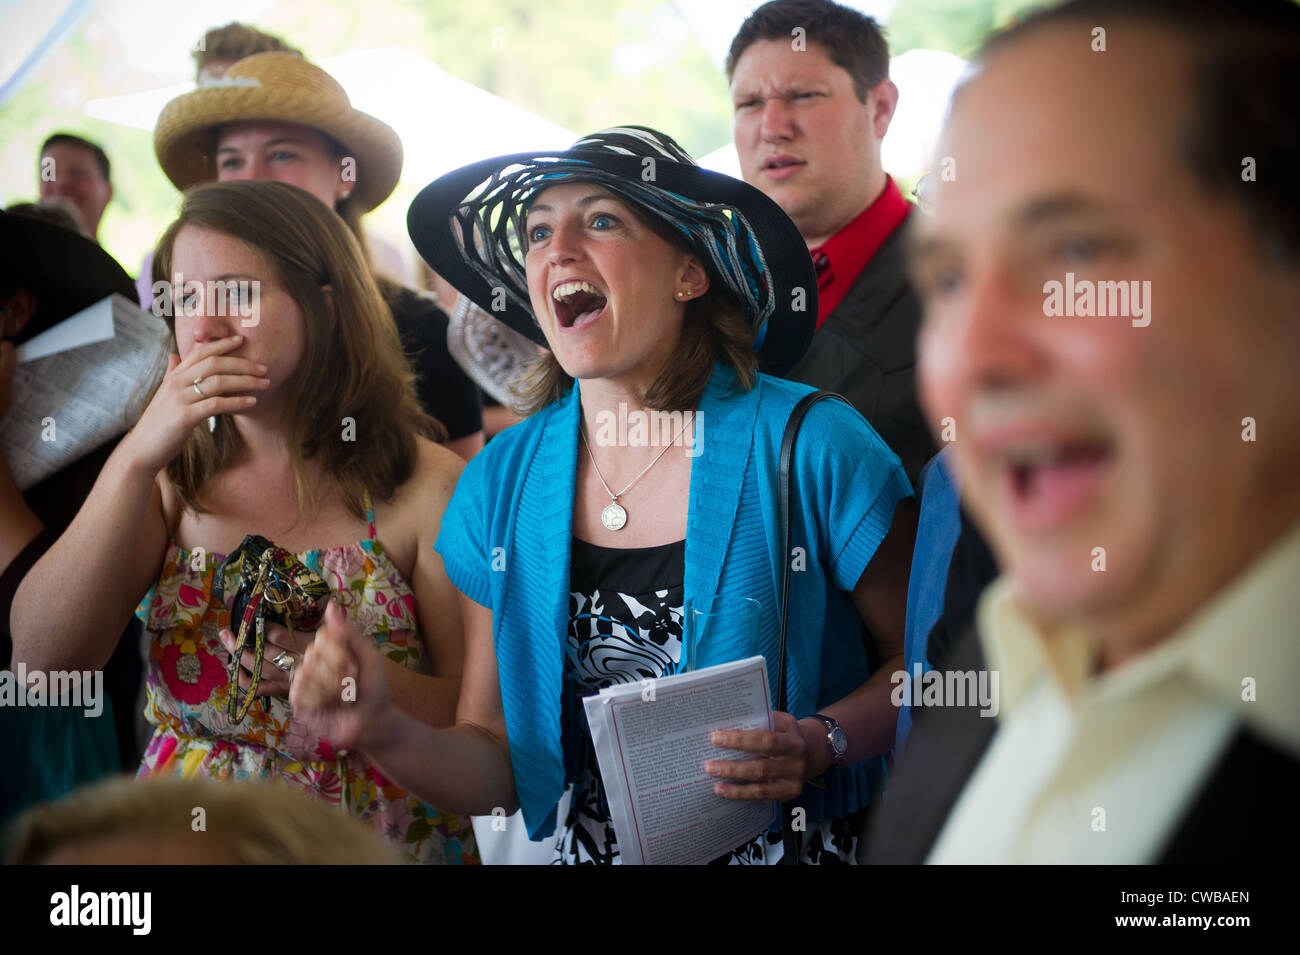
(407, 149), (816, 377)
(0, 211), (138, 344)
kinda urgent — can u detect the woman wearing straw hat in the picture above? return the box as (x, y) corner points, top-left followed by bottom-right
(153, 52), (484, 459)
(292, 127), (917, 864)
(13, 180), (477, 864)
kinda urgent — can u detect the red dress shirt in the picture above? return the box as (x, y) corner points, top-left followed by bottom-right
(809, 176), (913, 330)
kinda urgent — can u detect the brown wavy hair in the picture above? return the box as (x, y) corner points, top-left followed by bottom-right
(152, 179), (442, 521)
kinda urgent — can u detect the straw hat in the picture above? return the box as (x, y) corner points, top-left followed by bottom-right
(408, 126), (816, 376)
(154, 52), (403, 213)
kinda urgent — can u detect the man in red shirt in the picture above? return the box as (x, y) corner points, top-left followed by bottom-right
(727, 0), (935, 482)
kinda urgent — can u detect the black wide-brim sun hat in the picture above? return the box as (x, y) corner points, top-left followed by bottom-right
(407, 126), (816, 377)
(0, 210), (137, 344)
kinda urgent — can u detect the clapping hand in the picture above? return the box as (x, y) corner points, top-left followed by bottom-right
(289, 600), (395, 753)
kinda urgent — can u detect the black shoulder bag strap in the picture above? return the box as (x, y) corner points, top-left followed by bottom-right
(776, 389), (851, 865)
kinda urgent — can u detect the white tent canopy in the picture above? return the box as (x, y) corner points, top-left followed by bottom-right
(13, 0), (961, 197)
(82, 47), (580, 186)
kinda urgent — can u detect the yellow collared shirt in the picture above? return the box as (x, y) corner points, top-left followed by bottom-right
(927, 520), (1300, 864)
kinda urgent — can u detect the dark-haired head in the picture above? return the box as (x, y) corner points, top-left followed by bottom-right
(725, 0), (890, 103)
(40, 133), (110, 183)
(976, 0), (1300, 264)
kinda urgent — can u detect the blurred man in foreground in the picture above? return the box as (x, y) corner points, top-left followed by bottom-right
(868, 0), (1300, 863)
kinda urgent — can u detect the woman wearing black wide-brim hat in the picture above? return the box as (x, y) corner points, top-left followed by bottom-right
(293, 126), (917, 864)
(1, 208), (147, 826)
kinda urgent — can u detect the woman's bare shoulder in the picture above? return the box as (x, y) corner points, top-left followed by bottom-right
(391, 435), (466, 520)
(155, 469), (179, 531)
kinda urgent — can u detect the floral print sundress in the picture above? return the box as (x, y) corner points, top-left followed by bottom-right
(134, 489), (477, 864)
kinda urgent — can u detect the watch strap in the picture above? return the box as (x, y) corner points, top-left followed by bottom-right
(810, 712), (847, 765)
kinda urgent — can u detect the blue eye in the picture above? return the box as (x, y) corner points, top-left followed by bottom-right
(592, 214), (613, 229)
(935, 270), (962, 296)
(528, 225), (550, 243)
(1059, 236), (1102, 264)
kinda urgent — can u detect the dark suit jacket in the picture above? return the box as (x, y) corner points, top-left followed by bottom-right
(784, 210), (935, 485)
(864, 624), (1300, 863)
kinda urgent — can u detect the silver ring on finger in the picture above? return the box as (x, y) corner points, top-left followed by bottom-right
(192, 375), (207, 399)
(271, 650), (295, 676)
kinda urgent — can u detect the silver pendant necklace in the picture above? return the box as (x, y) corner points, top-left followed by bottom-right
(579, 411), (694, 531)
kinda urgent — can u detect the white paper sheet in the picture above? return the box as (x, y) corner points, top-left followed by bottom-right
(14, 297), (118, 363)
(582, 655), (778, 865)
(3, 294), (170, 490)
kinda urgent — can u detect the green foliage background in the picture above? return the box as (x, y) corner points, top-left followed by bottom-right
(0, 0), (1043, 275)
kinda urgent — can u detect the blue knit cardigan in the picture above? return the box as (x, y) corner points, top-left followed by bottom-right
(436, 364), (913, 840)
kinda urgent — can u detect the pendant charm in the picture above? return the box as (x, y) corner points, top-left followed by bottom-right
(601, 501), (628, 531)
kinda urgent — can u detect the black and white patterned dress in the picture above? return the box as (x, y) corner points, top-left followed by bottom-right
(553, 536), (863, 865)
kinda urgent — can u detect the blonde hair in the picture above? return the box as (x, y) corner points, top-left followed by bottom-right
(5, 775), (400, 865)
(153, 179), (444, 521)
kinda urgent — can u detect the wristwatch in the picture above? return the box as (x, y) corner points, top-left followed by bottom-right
(810, 713), (848, 767)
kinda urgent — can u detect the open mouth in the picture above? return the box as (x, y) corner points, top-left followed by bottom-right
(552, 280), (608, 330)
(1000, 439), (1113, 529)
